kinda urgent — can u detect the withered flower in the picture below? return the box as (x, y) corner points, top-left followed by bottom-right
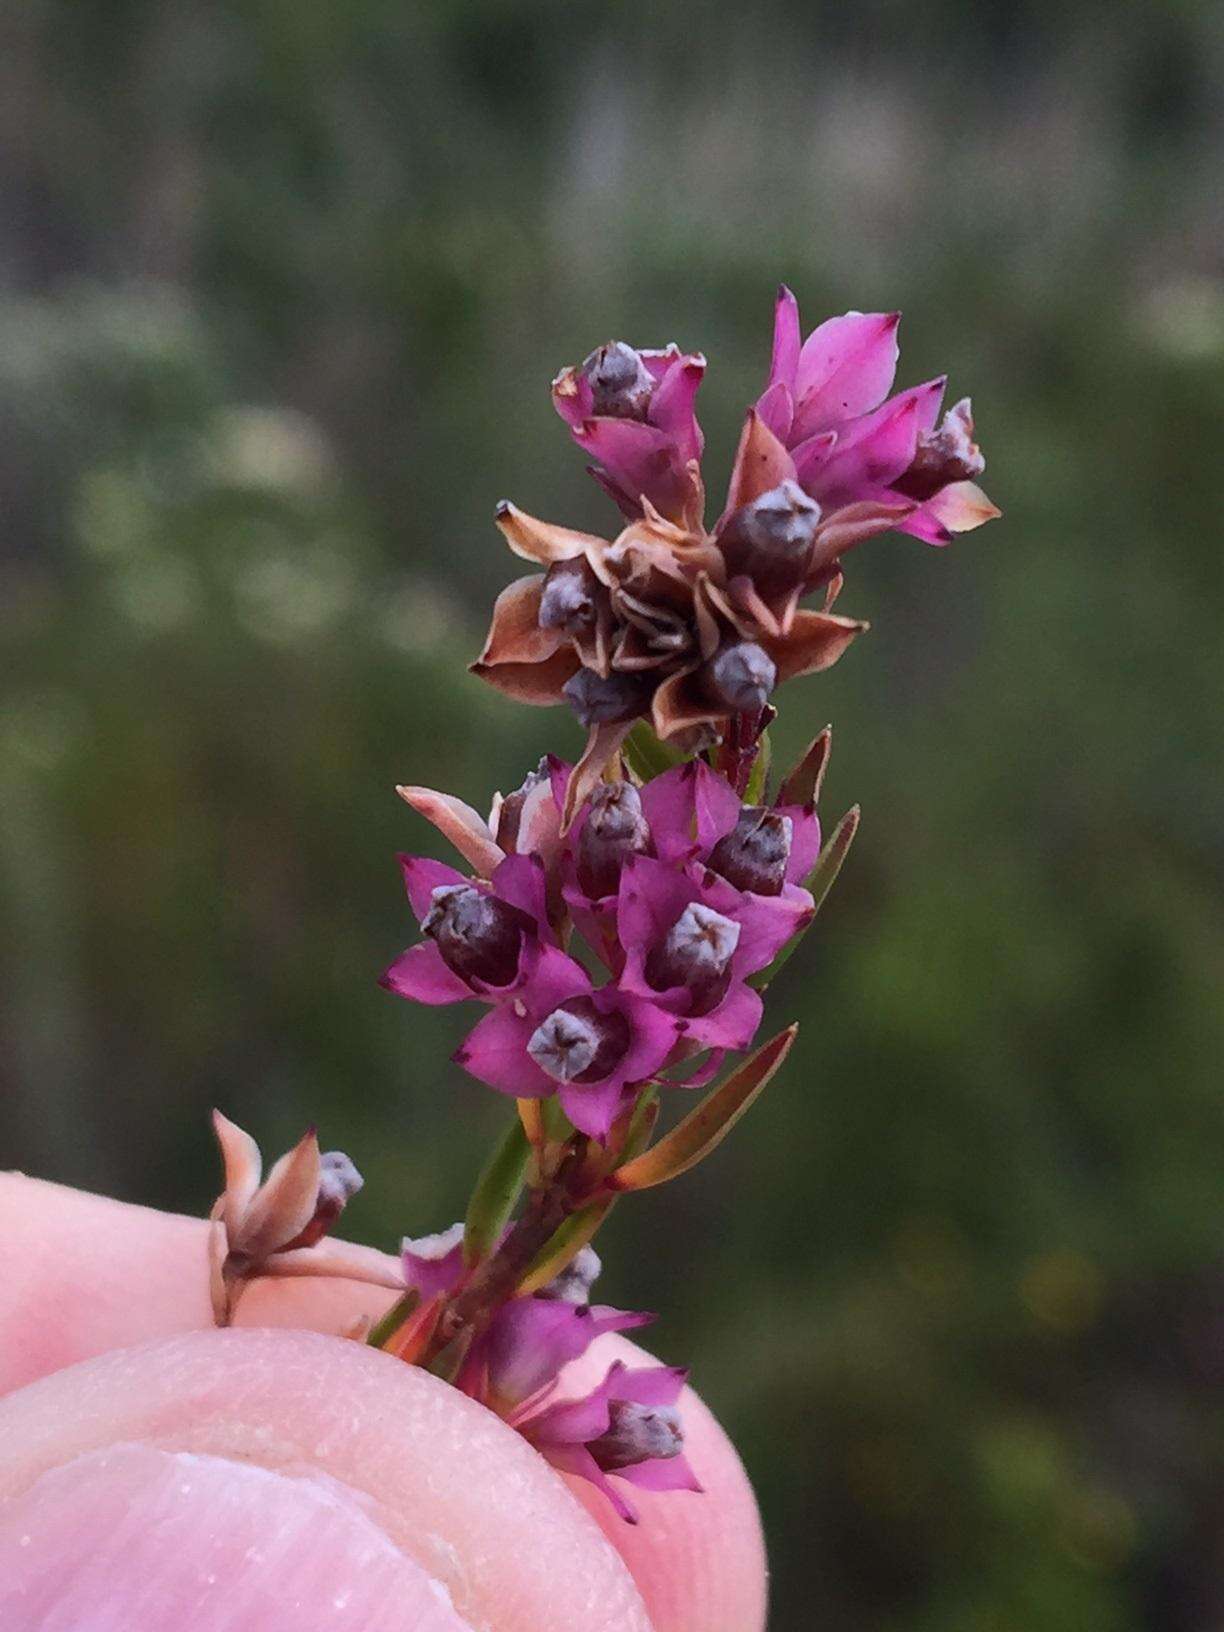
(209, 1111), (401, 1325)
(472, 477), (866, 821)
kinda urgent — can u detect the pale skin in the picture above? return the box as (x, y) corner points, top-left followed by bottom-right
(0, 1173), (767, 1632)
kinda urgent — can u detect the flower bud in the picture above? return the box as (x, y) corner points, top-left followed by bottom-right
(582, 341), (655, 420)
(540, 1244), (603, 1304)
(896, 398), (985, 501)
(563, 667), (652, 727)
(493, 759), (549, 852)
(577, 782), (651, 899)
(719, 479), (821, 597)
(589, 1400), (684, 1472)
(539, 559), (599, 635)
(707, 808), (794, 896)
(702, 642), (777, 715)
(645, 902), (741, 998)
(528, 998), (631, 1084)
(423, 883), (531, 987)
(283, 1149), (364, 1251)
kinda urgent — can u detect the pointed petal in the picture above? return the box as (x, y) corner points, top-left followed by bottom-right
(490, 851), (549, 929)
(777, 725), (832, 808)
(677, 979), (763, 1051)
(617, 1451), (704, 1495)
(808, 496), (917, 571)
(211, 1110), (262, 1238)
(808, 382), (940, 503)
(616, 856), (700, 958)
(494, 503), (605, 566)
(474, 575), (562, 667)
(775, 813), (822, 884)
(761, 609), (867, 683)
(616, 1363), (689, 1409)
(559, 1076), (635, 1141)
(561, 720), (637, 831)
(240, 1126), (321, 1261)
(792, 311), (901, 438)
(380, 940), (473, 1005)
(649, 353), (705, 462)
(453, 1006), (552, 1096)
(899, 480), (1001, 544)
(721, 410), (796, 521)
(768, 284), (802, 390)
(398, 854), (468, 921)
(489, 1301), (652, 1409)
(650, 668), (723, 745)
(396, 786), (504, 877)
(754, 380), (793, 442)
(550, 364), (595, 430)
(638, 764), (702, 864)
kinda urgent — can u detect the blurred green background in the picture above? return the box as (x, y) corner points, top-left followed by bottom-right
(2, 2), (1222, 1627)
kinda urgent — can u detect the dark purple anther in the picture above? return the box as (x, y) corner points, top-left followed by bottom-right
(645, 902), (741, 999)
(707, 808), (793, 896)
(539, 559), (599, 634)
(702, 642), (777, 715)
(589, 1400), (685, 1472)
(582, 341), (655, 420)
(577, 782), (651, 899)
(895, 398), (984, 501)
(719, 479), (821, 597)
(563, 667), (652, 727)
(423, 883), (530, 987)
(527, 998), (631, 1084)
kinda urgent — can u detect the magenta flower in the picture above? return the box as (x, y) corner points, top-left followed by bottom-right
(553, 341), (706, 529)
(753, 285), (999, 548)
(482, 1296), (653, 1415)
(395, 758), (567, 910)
(560, 778), (655, 963)
(400, 1224), (652, 1415)
(518, 1360), (702, 1523)
(380, 851), (552, 1005)
(616, 853), (807, 1052)
(640, 758), (823, 893)
(451, 944), (680, 1138)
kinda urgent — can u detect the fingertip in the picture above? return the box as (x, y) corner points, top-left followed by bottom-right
(0, 1327), (653, 1632)
(0, 1441), (475, 1631)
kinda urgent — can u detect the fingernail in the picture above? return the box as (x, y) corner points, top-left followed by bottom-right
(0, 1442), (474, 1631)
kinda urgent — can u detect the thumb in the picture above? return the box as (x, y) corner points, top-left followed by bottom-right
(0, 1327), (652, 1632)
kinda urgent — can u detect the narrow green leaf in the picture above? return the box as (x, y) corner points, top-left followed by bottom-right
(427, 1326), (475, 1384)
(743, 728), (772, 805)
(751, 804), (860, 990)
(623, 720), (685, 783)
(608, 1025), (798, 1191)
(463, 1115), (530, 1267)
(778, 724), (832, 808)
(518, 1196), (617, 1294)
(619, 1085), (659, 1163)
(366, 1288), (419, 1349)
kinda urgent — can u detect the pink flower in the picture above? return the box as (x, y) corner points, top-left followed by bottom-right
(380, 852), (552, 1006)
(399, 1226), (653, 1415)
(518, 1360), (702, 1523)
(640, 757), (823, 892)
(553, 341), (706, 529)
(615, 853), (806, 1053)
(451, 944), (680, 1138)
(753, 285), (999, 550)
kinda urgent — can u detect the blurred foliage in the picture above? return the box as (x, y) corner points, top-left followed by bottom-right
(2, 3), (1223, 1628)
